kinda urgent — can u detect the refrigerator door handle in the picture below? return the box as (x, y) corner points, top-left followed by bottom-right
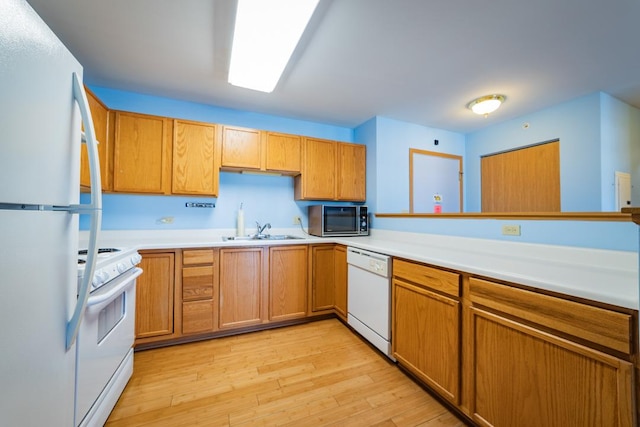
(66, 73), (103, 350)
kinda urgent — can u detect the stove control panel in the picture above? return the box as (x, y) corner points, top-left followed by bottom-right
(91, 252), (142, 288)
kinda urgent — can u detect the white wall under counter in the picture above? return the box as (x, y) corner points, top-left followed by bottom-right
(336, 229), (639, 310)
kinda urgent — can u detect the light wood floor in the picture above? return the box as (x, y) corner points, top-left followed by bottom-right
(106, 319), (465, 426)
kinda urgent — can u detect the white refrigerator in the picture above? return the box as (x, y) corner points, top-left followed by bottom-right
(0, 1), (102, 426)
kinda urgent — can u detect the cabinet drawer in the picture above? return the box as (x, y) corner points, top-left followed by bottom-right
(182, 300), (214, 334)
(393, 259), (460, 298)
(182, 266), (214, 301)
(469, 277), (633, 354)
(183, 249), (215, 265)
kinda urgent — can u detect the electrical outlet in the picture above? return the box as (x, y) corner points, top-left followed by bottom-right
(157, 216), (174, 225)
(293, 215), (302, 225)
(502, 224), (521, 236)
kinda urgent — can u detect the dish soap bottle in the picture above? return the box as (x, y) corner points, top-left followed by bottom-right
(236, 203), (245, 236)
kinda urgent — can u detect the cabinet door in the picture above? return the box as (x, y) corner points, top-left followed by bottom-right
(393, 278), (460, 404)
(296, 138), (336, 200)
(80, 88), (110, 190)
(469, 308), (634, 427)
(113, 111), (171, 194)
(172, 120), (217, 196)
(310, 244), (335, 312)
(269, 245), (308, 321)
(265, 132), (301, 174)
(221, 125), (262, 170)
(219, 248), (264, 329)
(135, 252), (175, 340)
(337, 142), (366, 201)
(333, 245), (347, 319)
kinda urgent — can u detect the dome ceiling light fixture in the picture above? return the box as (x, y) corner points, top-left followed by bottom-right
(467, 94), (506, 117)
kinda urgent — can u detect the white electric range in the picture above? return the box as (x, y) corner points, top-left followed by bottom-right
(75, 247), (142, 427)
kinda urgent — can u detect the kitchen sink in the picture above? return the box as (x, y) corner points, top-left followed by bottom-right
(222, 234), (304, 242)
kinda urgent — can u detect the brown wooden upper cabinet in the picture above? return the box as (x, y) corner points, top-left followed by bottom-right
(265, 131), (301, 174)
(80, 88), (112, 191)
(172, 120), (218, 196)
(337, 142), (366, 201)
(113, 111), (172, 194)
(295, 138), (366, 201)
(220, 125), (262, 170)
(220, 126), (302, 175)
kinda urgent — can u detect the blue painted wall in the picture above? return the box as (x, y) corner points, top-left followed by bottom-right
(354, 99), (638, 251)
(86, 86), (638, 251)
(465, 92), (640, 212)
(465, 93), (602, 212)
(361, 116), (466, 213)
(600, 93), (640, 210)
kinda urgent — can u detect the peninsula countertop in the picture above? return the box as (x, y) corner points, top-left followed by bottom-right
(80, 228), (639, 311)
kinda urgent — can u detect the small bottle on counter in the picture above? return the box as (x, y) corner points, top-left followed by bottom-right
(236, 203), (245, 236)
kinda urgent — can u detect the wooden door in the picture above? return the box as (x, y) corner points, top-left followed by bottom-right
(333, 245), (348, 319)
(393, 277), (461, 404)
(172, 120), (217, 196)
(221, 125), (262, 170)
(481, 140), (560, 212)
(265, 131), (301, 174)
(337, 142), (366, 201)
(296, 138), (337, 200)
(135, 252), (175, 340)
(113, 111), (171, 194)
(469, 308), (634, 427)
(310, 244), (335, 312)
(219, 247), (264, 329)
(269, 245), (308, 321)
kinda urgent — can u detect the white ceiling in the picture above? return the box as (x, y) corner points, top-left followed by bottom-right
(26, 0), (640, 133)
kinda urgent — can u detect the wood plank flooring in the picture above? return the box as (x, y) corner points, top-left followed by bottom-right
(106, 319), (465, 426)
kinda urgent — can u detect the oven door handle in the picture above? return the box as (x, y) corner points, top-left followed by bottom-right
(86, 267), (143, 314)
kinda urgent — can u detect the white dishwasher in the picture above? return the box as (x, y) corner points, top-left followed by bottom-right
(347, 247), (394, 360)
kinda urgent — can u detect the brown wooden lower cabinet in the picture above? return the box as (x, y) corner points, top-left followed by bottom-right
(135, 251), (176, 343)
(181, 249), (217, 335)
(309, 244), (348, 318)
(468, 307), (634, 427)
(333, 245), (347, 319)
(464, 276), (636, 427)
(269, 245), (308, 321)
(392, 259), (461, 405)
(391, 259), (636, 426)
(310, 244), (336, 312)
(219, 247), (265, 329)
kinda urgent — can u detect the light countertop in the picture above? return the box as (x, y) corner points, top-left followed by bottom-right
(81, 228), (639, 311)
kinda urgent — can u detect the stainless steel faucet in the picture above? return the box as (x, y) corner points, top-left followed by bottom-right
(255, 221), (271, 237)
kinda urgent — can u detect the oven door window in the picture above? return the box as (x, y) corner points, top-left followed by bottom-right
(97, 293), (125, 344)
(324, 206), (357, 233)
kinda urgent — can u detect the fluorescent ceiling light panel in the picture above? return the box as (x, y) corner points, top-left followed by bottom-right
(229, 0), (319, 92)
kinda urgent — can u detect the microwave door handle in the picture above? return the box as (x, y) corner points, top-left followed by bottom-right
(65, 73), (103, 350)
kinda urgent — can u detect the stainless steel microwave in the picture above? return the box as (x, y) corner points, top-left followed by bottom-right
(308, 205), (369, 237)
